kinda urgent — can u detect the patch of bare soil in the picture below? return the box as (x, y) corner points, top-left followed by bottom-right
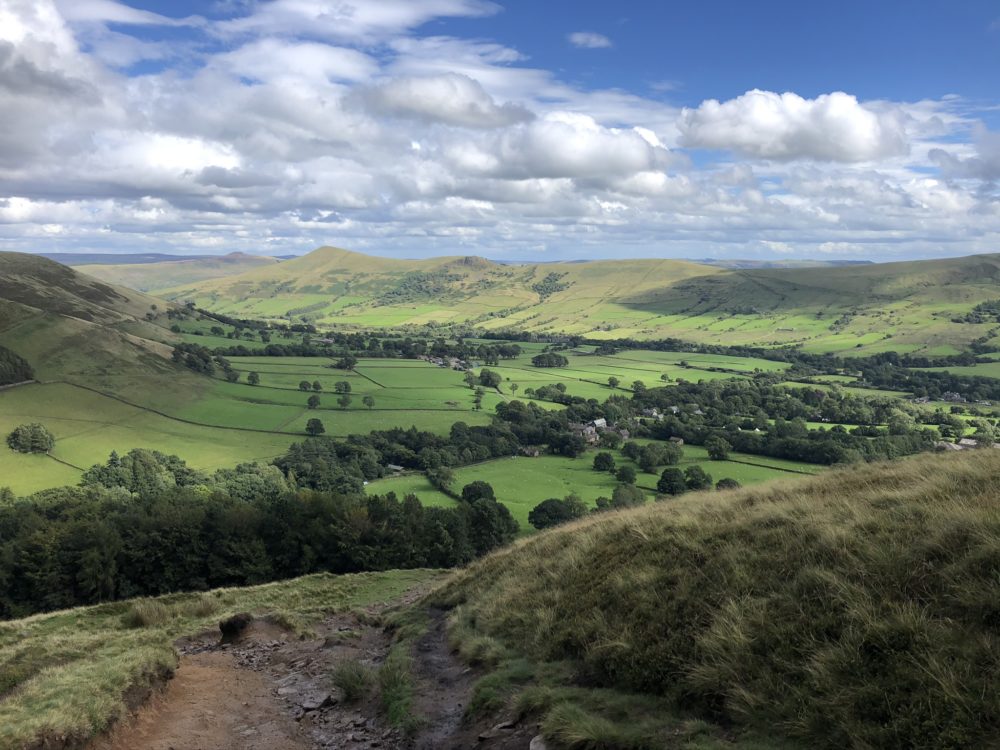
(90, 599), (544, 750)
(92, 649), (310, 750)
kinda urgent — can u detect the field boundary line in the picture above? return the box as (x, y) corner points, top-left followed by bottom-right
(44, 380), (307, 438)
(351, 369), (387, 388)
(46, 453), (86, 471)
(725, 458), (819, 476)
(0, 379), (36, 392)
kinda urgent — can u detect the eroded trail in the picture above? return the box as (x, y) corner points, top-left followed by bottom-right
(91, 603), (541, 750)
(93, 649), (310, 750)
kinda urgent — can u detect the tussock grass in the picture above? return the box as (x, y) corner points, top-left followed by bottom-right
(332, 660), (374, 703)
(0, 569), (446, 749)
(121, 600), (171, 629)
(435, 451), (1000, 749)
(378, 646), (419, 733)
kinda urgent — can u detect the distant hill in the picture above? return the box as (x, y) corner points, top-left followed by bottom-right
(42, 252), (225, 265)
(161, 245), (1000, 356)
(0, 252), (188, 393)
(67, 252), (280, 293)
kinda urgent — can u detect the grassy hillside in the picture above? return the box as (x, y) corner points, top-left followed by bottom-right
(433, 450), (1000, 749)
(161, 246), (1000, 356)
(76, 252), (280, 293)
(0, 253), (236, 487)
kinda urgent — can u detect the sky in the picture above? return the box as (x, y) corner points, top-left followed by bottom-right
(1, 0), (999, 261)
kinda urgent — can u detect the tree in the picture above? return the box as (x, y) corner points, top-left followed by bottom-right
(225, 369), (240, 383)
(362, 395), (375, 410)
(6, 423), (55, 454)
(464, 371), (477, 389)
(307, 395), (321, 409)
(299, 380), (311, 391)
(593, 452), (616, 472)
(608, 376), (620, 389)
(621, 441), (641, 461)
(465, 497), (519, 556)
(528, 494), (587, 529)
(334, 381), (352, 394)
(610, 483), (644, 508)
(615, 465), (636, 484)
(479, 369), (502, 388)
(705, 436), (732, 461)
(334, 355), (358, 370)
(632, 381), (647, 394)
(305, 418), (325, 436)
(716, 478), (742, 490)
(312, 380), (323, 392)
(684, 465), (713, 490)
(657, 468), (687, 495)
(461, 480), (496, 503)
(337, 394), (352, 410)
(510, 383), (519, 395)
(247, 371), (260, 386)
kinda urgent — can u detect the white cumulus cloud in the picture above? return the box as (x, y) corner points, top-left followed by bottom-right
(361, 73), (533, 128)
(678, 90), (909, 162)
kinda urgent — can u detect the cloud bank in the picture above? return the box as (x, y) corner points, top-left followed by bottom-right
(0, 0), (996, 261)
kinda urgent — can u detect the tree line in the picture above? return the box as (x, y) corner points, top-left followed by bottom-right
(0, 448), (518, 619)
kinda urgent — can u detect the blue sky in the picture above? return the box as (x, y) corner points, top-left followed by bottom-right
(1, 0), (999, 261)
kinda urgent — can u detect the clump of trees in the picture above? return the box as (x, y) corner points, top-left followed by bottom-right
(6, 423), (54, 454)
(531, 353), (569, 368)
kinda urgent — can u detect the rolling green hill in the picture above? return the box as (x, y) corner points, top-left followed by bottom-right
(72, 251), (280, 293)
(160, 246), (1000, 356)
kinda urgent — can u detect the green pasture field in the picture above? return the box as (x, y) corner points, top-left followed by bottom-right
(0, 383), (297, 494)
(366, 444), (822, 530)
(915, 362), (1000, 380)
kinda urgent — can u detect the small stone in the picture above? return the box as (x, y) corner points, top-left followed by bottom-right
(530, 736), (548, 750)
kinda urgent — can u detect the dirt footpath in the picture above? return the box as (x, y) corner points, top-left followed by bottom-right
(93, 649), (309, 750)
(90, 605), (543, 750)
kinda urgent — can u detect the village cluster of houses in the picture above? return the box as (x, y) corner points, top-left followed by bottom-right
(423, 355), (480, 370)
(568, 417), (631, 445)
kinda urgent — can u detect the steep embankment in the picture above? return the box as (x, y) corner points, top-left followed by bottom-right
(160, 246), (1000, 355)
(435, 450), (1000, 749)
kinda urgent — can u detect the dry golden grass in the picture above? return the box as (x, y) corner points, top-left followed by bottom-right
(435, 451), (1000, 749)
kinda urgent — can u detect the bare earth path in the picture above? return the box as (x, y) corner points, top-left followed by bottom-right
(90, 602), (542, 750)
(93, 649), (310, 750)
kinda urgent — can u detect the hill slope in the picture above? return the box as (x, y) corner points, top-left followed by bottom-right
(74, 252), (280, 293)
(0, 252), (180, 384)
(161, 246), (1000, 355)
(435, 449), (1000, 748)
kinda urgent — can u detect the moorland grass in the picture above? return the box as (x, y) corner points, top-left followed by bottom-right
(432, 450), (1000, 749)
